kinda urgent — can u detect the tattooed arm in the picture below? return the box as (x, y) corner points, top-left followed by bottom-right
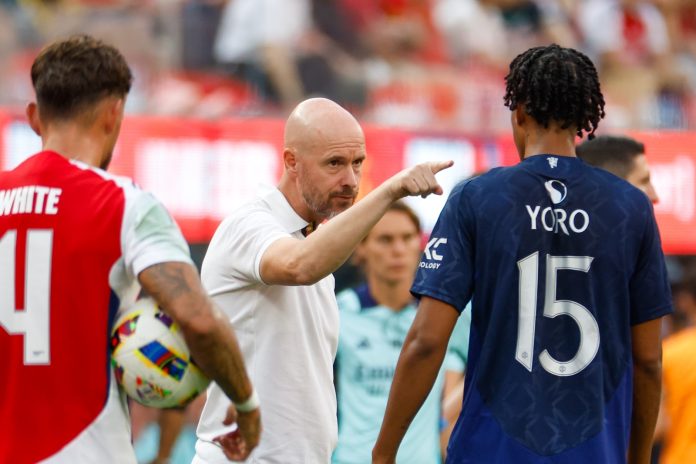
(139, 262), (261, 460)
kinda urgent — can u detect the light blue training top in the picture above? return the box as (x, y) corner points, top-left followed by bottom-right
(332, 284), (471, 464)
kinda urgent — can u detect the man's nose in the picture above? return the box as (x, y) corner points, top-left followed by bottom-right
(342, 165), (359, 188)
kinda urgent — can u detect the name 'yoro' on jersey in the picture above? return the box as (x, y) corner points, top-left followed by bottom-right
(412, 155), (672, 462)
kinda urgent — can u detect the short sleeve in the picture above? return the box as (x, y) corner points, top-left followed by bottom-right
(202, 206), (291, 289)
(411, 184), (475, 312)
(122, 192), (193, 277)
(629, 202), (673, 325)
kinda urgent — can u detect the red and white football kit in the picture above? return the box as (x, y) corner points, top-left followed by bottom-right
(0, 151), (192, 464)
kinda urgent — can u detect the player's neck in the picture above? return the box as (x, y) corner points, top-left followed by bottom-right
(42, 124), (105, 168)
(522, 124), (576, 160)
(367, 275), (413, 312)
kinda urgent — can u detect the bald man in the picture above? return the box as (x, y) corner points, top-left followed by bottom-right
(193, 98), (452, 464)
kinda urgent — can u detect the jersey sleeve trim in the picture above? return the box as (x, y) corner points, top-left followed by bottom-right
(630, 303), (673, 326)
(410, 286), (465, 313)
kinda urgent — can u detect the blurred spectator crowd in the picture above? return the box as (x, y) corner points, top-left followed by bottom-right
(2, 0), (696, 131)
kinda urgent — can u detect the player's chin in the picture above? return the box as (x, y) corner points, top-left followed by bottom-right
(331, 196), (355, 211)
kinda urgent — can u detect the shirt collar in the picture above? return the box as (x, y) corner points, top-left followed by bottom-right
(262, 187), (309, 234)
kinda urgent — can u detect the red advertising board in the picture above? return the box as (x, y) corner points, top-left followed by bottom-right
(1, 111), (694, 254)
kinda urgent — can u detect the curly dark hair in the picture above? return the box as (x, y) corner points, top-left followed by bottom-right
(31, 35), (133, 121)
(504, 44), (605, 139)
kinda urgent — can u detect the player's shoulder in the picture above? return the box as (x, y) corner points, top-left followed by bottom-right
(445, 167), (508, 210)
(72, 161), (172, 223)
(452, 166), (514, 192)
(336, 287), (361, 314)
(337, 284), (379, 315)
(68, 158), (140, 193)
(3, 151), (130, 190)
(213, 194), (274, 237)
(580, 160), (629, 186)
(584, 162), (654, 209)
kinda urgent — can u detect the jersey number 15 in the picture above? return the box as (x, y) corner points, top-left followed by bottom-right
(515, 252), (599, 377)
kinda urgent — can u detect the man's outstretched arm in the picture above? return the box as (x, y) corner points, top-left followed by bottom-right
(260, 161), (453, 286)
(373, 296), (459, 463)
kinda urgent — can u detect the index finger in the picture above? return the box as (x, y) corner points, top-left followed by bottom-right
(428, 160), (454, 174)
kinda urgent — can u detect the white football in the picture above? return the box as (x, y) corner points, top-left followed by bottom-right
(110, 297), (210, 408)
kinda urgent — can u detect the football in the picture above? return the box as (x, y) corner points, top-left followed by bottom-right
(110, 297), (210, 408)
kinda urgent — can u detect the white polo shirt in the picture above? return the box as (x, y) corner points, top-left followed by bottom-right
(195, 187), (339, 464)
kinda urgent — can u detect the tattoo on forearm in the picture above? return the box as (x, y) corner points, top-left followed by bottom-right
(142, 263), (194, 303)
(140, 262), (252, 402)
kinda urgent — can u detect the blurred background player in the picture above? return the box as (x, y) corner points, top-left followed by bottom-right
(653, 276), (696, 463)
(373, 43), (672, 464)
(576, 134), (659, 204)
(0, 35), (260, 464)
(194, 97), (452, 463)
(332, 201), (470, 464)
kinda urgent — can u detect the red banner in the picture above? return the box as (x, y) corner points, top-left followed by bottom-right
(1, 111), (694, 254)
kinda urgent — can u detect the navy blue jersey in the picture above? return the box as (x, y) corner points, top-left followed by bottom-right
(412, 155), (672, 462)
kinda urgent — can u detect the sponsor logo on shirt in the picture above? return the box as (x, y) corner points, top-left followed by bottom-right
(544, 180), (567, 204)
(547, 156), (558, 169)
(420, 237), (447, 269)
(525, 181), (589, 235)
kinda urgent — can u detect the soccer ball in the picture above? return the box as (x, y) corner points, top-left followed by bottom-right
(110, 297), (210, 408)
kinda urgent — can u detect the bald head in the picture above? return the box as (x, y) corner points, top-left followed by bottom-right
(284, 98), (365, 154)
(279, 98), (367, 222)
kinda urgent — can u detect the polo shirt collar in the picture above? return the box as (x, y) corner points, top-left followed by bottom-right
(262, 187), (309, 234)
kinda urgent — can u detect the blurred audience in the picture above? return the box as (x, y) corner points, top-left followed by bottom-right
(1, 0), (696, 129)
(213, 0), (364, 111)
(578, 0), (689, 128)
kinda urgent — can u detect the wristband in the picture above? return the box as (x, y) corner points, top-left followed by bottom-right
(234, 389), (260, 413)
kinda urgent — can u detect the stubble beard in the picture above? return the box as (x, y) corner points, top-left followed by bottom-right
(300, 179), (357, 221)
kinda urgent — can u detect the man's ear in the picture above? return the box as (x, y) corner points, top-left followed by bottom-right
(284, 148), (297, 173)
(514, 105), (527, 128)
(26, 102), (41, 136)
(103, 97), (124, 134)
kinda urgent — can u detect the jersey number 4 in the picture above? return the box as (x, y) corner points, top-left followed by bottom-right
(515, 252), (599, 377)
(0, 229), (52, 365)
